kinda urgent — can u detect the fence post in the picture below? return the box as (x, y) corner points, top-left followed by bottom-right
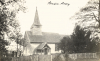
(30, 56), (32, 61)
(37, 55), (38, 61)
(85, 53), (86, 58)
(51, 55), (52, 61)
(12, 57), (13, 61)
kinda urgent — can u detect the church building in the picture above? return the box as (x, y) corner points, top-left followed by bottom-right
(23, 8), (64, 56)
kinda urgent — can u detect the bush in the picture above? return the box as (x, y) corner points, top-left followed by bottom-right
(52, 54), (66, 61)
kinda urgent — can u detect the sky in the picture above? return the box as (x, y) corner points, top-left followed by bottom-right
(16, 0), (89, 35)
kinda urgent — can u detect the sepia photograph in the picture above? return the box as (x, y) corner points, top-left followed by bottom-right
(0, 0), (100, 61)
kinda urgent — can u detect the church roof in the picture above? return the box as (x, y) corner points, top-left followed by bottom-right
(36, 42), (50, 50)
(25, 31), (64, 43)
(31, 7), (41, 29)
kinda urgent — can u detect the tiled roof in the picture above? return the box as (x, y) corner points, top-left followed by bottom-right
(25, 31), (64, 43)
(36, 42), (50, 50)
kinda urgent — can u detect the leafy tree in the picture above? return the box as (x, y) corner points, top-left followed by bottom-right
(59, 36), (73, 54)
(71, 0), (100, 42)
(71, 25), (99, 53)
(0, 0), (26, 60)
(0, 39), (8, 61)
(59, 25), (99, 54)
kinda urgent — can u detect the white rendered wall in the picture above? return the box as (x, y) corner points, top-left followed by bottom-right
(48, 44), (55, 53)
(48, 44), (61, 54)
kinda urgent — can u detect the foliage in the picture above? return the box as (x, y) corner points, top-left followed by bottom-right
(0, 0), (26, 40)
(71, 25), (99, 53)
(0, 0), (26, 59)
(59, 36), (73, 53)
(59, 25), (100, 54)
(71, 0), (100, 42)
(52, 54), (66, 61)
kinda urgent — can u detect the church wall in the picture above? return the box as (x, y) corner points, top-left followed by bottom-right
(23, 32), (34, 56)
(48, 44), (55, 53)
(23, 46), (33, 56)
(48, 44), (61, 54)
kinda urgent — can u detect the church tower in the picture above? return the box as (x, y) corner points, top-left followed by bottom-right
(30, 7), (42, 35)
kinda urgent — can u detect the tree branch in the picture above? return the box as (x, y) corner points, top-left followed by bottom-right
(92, 12), (98, 22)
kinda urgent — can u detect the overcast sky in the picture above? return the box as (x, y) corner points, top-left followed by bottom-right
(17, 0), (89, 35)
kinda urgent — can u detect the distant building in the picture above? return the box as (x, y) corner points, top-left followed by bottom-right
(23, 8), (64, 56)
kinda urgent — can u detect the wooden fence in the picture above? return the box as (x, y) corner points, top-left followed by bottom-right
(68, 53), (97, 59)
(12, 55), (52, 61)
(68, 53), (99, 61)
(12, 53), (100, 61)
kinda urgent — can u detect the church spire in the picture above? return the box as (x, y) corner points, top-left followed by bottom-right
(33, 7), (41, 26)
(31, 7), (41, 29)
(30, 7), (42, 35)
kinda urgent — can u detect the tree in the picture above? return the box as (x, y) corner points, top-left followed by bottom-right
(59, 36), (73, 54)
(59, 25), (99, 54)
(79, 0), (99, 27)
(71, 0), (100, 42)
(0, 39), (8, 61)
(71, 25), (99, 53)
(0, 0), (26, 60)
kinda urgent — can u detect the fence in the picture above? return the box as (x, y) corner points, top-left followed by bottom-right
(12, 53), (99, 61)
(68, 53), (97, 59)
(68, 53), (99, 61)
(12, 55), (52, 61)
